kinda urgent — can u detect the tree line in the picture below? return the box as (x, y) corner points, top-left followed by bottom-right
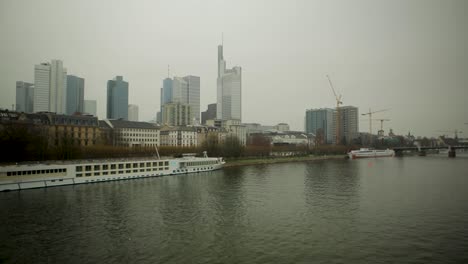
(1, 123), (357, 164)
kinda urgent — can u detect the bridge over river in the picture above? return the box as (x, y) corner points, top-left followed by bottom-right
(392, 145), (468, 157)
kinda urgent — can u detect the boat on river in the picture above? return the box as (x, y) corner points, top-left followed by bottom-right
(348, 148), (395, 159)
(0, 152), (224, 192)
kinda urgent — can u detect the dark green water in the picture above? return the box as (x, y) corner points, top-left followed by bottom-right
(1, 156), (468, 263)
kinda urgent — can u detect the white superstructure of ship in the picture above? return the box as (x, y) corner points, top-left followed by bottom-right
(0, 152), (224, 192)
(348, 148), (395, 159)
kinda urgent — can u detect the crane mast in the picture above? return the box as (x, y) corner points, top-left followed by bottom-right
(326, 75), (342, 145)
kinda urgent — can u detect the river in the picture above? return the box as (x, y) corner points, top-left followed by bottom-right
(1, 155), (468, 263)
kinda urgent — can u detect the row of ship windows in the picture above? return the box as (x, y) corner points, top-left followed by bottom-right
(76, 167), (169, 177)
(174, 167), (214, 173)
(182, 161), (218, 166)
(76, 161), (169, 172)
(7, 168), (67, 176)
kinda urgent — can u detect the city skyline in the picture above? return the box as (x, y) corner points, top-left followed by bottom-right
(1, 0), (467, 137)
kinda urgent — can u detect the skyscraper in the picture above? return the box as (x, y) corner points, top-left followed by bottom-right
(128, 104), (139, 121)
(305, 108), (334, 144)
(107, 76), (129, 120)
(332, 106), (359, 144)
(184, 75), (200, 123)
(16, 81), (34, 113)
(217, 44), (242, 121)
(160, 75), (200, 124)
(66, 75), (84, 115)
(33, 60), (67, 113)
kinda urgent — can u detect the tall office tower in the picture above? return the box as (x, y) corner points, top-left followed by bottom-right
(305, 108), (334, 144)
(332, 106), (359, 144)
(160, 78), (173, 121)
(183, 75), (200, 123)
(84, 100), (97, 116)
(172, 77), (189, 104)
(16, 81), (34, 113)
(216, 44), (242, 121)
(201, 103), (217, 125)
(160, 75), (200, 124)
(66, 75), (84, 115)
(107, 76), (129, 120)
(128, 104), (139, 121)
(33, 60), (67, 113)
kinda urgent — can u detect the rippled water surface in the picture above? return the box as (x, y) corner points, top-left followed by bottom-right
(2, 156), (468, 263)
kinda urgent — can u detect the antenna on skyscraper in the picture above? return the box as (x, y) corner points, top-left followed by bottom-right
(167, 65), (170, 78)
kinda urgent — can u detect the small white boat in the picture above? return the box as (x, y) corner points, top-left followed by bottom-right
(348, 148), (395, 159)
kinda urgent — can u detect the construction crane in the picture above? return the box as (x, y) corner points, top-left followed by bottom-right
(437, 130), (463, 139)
(374, 118), (391, 132)
(326, 75), (342, 145)
(361, 108), (390, 144)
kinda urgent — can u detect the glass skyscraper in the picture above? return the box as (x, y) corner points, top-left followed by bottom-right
(66, 75), (84, 115)
(16, 81), (34, 113)
(107, 76), (129, 120)
(305, 108), (334, 144)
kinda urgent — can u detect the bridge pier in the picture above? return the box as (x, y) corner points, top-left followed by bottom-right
(448, 148), (456, 158)
(418, 150), (426, 156)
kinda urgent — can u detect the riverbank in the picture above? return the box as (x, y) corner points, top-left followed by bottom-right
(224, 154), (346, 167)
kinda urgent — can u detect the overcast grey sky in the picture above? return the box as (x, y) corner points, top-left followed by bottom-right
(1, 0), (467, 137)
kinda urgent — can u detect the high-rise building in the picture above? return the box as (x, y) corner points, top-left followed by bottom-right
(161, 78), (173, 106)
(33, 60), (67, 113)
(66, 75), (84, 115)
(184, 75), (200, 123)
(16, 81), (34, 113)
(332, 106), (359, 144)
(305, 108), (334, 144)
(160, 75), (200, 124)
(84, 100), (97, 116)
(128, 104), (139, 121)
(201, 103), (217, 125)
(107, 76), (128, 120)
(217, 44), (242, 121)
(162, 102), (192, 126)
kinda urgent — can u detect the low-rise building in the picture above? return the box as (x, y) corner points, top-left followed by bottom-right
(106, 119), (160, 147)
(207, 119), (247, 146)
(159, 126), (197, 147)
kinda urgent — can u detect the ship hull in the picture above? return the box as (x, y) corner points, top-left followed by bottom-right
(0, 157), (224, 192)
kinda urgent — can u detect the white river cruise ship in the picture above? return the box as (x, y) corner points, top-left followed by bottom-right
(0, 152), (224, 192)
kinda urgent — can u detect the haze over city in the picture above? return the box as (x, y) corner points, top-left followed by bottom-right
(1, 0), (467, 137)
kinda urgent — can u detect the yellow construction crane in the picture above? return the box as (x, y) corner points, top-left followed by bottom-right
(361, 108), (390, 143)
(326, 75), (342, 145)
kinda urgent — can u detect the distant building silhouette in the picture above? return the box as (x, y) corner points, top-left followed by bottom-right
(128, 104), (139, 121)
(16, 81), (34, 113)
(107, 76), (128, 120)
(84, 100), (97, 116)
(201, 103), (217, 125)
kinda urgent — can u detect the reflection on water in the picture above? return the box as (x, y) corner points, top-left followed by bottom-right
(1, 156), (468, 263)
